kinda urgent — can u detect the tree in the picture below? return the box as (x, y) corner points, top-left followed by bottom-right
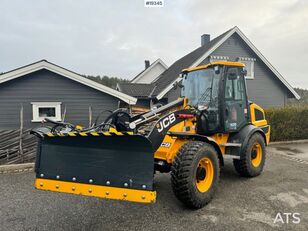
(288, 88), (308, 105)
(82, 75), (129, 89)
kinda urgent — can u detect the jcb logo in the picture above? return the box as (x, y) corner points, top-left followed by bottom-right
(157, 113), (176, 133)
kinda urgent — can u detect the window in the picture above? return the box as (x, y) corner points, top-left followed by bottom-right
(225, 68), (244, 101)
(209, 55), (229, 63)
(31, 102), (62, 122)
(238, 57), (256, 79)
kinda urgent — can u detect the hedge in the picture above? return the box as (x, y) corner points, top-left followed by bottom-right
(265, 106), (308, 142)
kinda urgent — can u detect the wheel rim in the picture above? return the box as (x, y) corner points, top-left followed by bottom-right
(195, 157), (214, 193)
(251, 142), (262, 167)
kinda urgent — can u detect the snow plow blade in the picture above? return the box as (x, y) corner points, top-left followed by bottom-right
(33, 131), (156, 203)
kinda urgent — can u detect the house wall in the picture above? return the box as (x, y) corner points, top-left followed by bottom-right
(132, 63), (167, 84)
(205, 33), (289, 108)
(164, 33), (290, 108)
(165, 87), (181, 102)
(136, 98), (151, 108)
(0, 69), (120, 129)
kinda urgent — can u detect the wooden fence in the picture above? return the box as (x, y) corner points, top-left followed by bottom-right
(0, 129), (37, 165)
(0, 105), (38, 165)
(0, 105), (128, 165)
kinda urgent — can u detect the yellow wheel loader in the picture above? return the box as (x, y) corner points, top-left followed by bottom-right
(31, 61), (270, 209)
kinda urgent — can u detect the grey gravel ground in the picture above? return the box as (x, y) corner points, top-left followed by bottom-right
(1, 145), (308, 231)
(269, 143), (308, 163)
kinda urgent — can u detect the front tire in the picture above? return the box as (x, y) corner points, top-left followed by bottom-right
(233, 133), (266, 177)
(171, 141), (220, 209)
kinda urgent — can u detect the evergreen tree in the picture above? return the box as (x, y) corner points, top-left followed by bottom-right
(82, 75), (129, 89)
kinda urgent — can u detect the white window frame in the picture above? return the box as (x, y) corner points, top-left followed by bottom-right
(31, 102), (62, 122)
(238, 57), (256, 79)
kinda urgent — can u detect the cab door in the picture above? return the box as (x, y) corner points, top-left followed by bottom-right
(223, 67), (249, 132)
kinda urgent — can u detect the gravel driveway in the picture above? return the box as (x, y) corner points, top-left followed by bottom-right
(1, 144), (308, 231)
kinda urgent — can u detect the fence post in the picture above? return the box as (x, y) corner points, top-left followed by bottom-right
(62, 105), (67, 122)
(19, 105), (24, 162)
(89, 106), (92, 127)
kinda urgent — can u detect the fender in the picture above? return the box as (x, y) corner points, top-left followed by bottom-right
(167, 132), (224, 167)
(227, 124), (266, 157)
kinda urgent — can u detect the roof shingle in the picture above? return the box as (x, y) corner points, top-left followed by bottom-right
(117, 83), (154, 98)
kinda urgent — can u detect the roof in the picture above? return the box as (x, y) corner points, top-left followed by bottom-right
(130, 58), (168, 84)
(117, 30), (233, 99)
(155, 26), (300, 100)
(0, 60), (137, 104)
(116, 83), (154, 98)
(153, 29), (232, 99)
(182, 61), (245, 72)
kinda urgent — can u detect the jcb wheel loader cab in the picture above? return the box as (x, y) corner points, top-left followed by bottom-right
(181, 61), (248, 135)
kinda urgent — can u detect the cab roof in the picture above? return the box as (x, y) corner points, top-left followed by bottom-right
(182, 61), (245, 73)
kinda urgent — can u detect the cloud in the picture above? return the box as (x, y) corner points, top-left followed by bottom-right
(0, 0), (307, 88)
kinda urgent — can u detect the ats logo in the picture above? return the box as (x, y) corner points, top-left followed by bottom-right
(156, 113), (176, 133)
(274, 212), (301, 224)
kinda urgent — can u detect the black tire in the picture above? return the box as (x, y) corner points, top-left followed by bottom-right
(233, 133), (266, 177)
(171, 141), (220, 209)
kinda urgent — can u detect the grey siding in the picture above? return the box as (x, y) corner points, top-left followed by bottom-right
(0, 69), (120, 129)
(209, 33), (288, 108)
(166, 33), (290, 108)
(166, 87), (181, 102)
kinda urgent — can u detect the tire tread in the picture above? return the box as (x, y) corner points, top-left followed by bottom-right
(171, 141), (219, 209)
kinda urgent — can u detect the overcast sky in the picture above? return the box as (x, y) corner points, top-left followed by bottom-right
(1, 0), (307, 88)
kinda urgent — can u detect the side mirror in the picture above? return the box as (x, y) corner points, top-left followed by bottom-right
(173, 82), (178, 90)
(173, 81), (184, 90)
(241, 69), (247, 76)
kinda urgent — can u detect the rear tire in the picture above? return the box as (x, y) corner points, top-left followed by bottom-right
(171, 141), (220, 209)
(233, 133), (266, 177)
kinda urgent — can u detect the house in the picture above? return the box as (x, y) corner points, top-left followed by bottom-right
(116, 83), (159, 110)
(117, 59), (168, 110)
(130, 59), (168, 84)
(118, 26), (300, 108)
(0, 60), (137, 129)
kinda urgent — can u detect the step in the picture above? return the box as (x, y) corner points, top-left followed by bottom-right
(219, 143), (242, 147)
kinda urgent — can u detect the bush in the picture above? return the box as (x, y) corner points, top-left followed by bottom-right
(265, 106), (308, 142)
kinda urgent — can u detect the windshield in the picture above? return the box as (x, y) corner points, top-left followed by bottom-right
(181, 68), (219, 107)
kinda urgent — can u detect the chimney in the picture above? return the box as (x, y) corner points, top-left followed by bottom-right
(201, 34), (210, 46)
(145, 60), (150, 69)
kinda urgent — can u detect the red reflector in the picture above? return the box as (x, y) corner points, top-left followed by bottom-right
(177, 114), (195, 119)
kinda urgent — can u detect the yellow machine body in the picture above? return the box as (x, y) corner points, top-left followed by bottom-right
(35, 178), (156, 203)
(154, 103), (270, 164)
